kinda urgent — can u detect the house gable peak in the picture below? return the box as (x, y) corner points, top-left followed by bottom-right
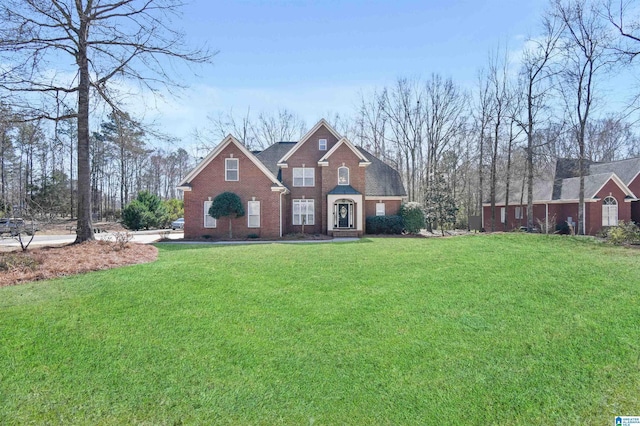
(277, 119), (342, 166)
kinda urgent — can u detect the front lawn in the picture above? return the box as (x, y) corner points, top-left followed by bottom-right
(1, 234), (638, 424)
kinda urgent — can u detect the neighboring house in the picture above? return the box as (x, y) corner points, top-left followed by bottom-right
(178, 119), (406, 239)
(482, 157), (640, 235)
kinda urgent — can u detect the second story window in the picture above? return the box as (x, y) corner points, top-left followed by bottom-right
(225, 158), (239, 181)
(293, 167), (314, 187)
(338, 166), (349, 185)
(319, 138), (327, 151)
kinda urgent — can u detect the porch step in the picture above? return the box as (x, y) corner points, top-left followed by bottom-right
(331, 230), (360, 238)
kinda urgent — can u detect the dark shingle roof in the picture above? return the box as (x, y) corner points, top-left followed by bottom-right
(589, 157), (640, 184)
(328, 185), (361, 195)
(358, 147), (407, 197)
(489, 156), (640, 205)
(254, 142), (297, 177)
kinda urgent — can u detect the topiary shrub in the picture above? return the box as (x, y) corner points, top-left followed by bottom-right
(366, 215), (404, 234)
(399, 202), (425, 234)
(209, 192), (245, 239)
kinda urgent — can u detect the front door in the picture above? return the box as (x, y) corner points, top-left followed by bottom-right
(338, 203), (349, 228)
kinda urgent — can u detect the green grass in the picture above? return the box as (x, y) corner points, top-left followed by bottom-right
(1, 234), (639, 425)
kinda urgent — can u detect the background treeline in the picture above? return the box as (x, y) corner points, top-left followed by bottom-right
(1, 0), (640, 233)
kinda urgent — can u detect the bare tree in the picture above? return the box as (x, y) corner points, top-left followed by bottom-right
(381, 79), (426, 201)
(519, 15), (564, 230)
(255, 109), (306, 148)
(604, 0), (640, 61)
(554, 0), (611, 234)
(473, 69), (495, 222)
(0, 0), (212, 242)
(487, 48), (512, 232)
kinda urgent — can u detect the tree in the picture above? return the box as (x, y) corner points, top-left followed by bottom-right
(0, 0), (212, 243)
(519, 16), (563, 231)
(424, 173), (458, 235)
(554, 0), (611, 235)
(209, 192), (245, 239)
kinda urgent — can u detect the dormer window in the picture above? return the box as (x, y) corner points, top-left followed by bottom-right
(319, 138), (327, 151)
(338, 166), (349, 185)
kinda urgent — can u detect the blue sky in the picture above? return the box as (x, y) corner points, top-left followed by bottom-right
(138, 0), (629, 143)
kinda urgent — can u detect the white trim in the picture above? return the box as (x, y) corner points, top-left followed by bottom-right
(293, 167), (315, 187)
(602, 196), (618, 227)
(247, 200), (260, 228)
(292, 199), (315, 225)
(177, 135), (285, 189)
(277, 119), (342, 165)
(628, 170), (640, 187)
(177, 186), (192, 192)
(327, 194), (364, 233)
(591, 173), (636, 199)
(317, 137), (370, 165)
(225, 158), (239, 181)
(338, 166), (349, 185)
(203, 200), (217, 228)
(376, 202), (385, 216)
(365, 196), (404, 201)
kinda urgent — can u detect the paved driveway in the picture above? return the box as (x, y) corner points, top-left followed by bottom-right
(0, 230), (184, 248)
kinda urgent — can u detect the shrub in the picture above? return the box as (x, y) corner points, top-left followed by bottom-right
(606, 221), (640, 245)
(366, 215), (404, 235)
(121, 200), (153, 231)
(399, 202), (425, 234)
(209, 192), (245, 239)
(121, 191), (169, 230)
(247, 233), (259, 239)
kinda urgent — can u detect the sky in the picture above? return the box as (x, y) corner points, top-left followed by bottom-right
(133, 0), (634, 146)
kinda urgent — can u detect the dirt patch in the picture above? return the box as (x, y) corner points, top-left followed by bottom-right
(0, 241), (158, 287)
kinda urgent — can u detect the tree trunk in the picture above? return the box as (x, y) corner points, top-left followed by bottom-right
(75, 13), (94, 243)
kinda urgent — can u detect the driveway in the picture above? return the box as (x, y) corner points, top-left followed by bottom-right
(0, 230), (184, 248)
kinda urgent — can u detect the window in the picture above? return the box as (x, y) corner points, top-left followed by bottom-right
(203, 200), (217, 228)
(293, 167), (314, 187)
(376, 203), (385, 216)
(293, 199), (315, 225)
(500, 207), (506, 224)
(338, 166), (349, 185)
(319, 138), (327, 151)
(248, 200), (260, 228)
(515, 206), (523, 220)
(602, 196), (618, 226)
(225, 158), (239, 181)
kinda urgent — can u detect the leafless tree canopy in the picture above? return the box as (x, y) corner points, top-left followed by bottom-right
(0, 0), (213, 242)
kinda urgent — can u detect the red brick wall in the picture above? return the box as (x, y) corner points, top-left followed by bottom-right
(589, 179), (632, 234)
(320, 143), (367, 231)
(281, 126), (339, 234)
(183, 142), (281, 239)
(365, 199), (402, 217)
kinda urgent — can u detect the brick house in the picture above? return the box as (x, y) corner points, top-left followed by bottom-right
(482, 157), (640, 235)
(178, 119), (406, 239)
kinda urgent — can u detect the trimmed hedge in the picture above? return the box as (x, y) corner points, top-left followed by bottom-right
(366, 215), (404, 234)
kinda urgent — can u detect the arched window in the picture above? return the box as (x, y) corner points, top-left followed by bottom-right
(338, 166), (349, 185)
(602, 196), (618, 227)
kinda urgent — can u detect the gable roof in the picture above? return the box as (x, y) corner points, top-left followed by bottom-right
(177, 135), (285, 190)
(358, 147), (407, 197)
(589, 157), (640, 185)
(318, 137), (371, 166)
(277, 119), (342, 165)
(559, 172), (636, 200)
